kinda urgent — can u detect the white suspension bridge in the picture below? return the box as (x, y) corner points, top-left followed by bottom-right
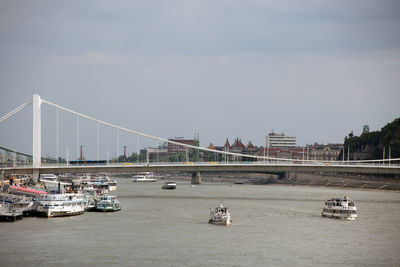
(1, 94), (400, 183)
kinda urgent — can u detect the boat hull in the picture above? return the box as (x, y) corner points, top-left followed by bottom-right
(209, 218), (232, 225)
(162, 185), (176, 190)
(0, 213), (23, 222)
(132, 179), (156, 182)
(95, 207), (121, 212)
(36, 206), (85, 217)
(321, 212), (357, 220)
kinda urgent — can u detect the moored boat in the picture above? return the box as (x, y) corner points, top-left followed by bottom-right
(209, 204), (232, 225)
(95, 195), (121, 212)
(39, 174), (58, 182)
(90, 174), (117, 192)
(83, 188), (97, 211)
(321, 196), (357, 220)
(35, 192), (85, 217)
(0, 202), (23, 222)
(107, 179), (117, 191)
(0, 193), (34, 215)
(132, 172), (156, 182)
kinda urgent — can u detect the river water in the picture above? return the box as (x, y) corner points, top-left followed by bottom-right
(1, 178), (399, 266)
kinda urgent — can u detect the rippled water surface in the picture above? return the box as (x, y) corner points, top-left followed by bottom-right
(1, 178), (400, 266)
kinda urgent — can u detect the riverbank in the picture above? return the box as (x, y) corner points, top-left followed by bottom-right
(143, 172), (400, 191)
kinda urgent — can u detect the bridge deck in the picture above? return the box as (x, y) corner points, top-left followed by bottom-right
(2, 163), (400, 175)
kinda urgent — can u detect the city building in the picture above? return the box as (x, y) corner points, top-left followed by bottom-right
(308, 143), (343, 161)
(167, 135), (200, 162)
(261, 147), (306, 160)
(212, 138), (259, 161)
(168, 137), (195, 155)
(140, 147), (168, 162)
(266, 132), (296, 148)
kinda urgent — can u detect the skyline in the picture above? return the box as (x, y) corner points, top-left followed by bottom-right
(1, 1), (400, 159)
(0, 93), (396, 161)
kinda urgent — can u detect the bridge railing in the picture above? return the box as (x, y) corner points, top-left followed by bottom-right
(2, 160), (399, 169)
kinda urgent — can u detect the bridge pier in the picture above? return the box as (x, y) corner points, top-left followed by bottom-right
(191, 171), (201, 184)
(278, 172), (292, 180)
(33, 169), (40, 182)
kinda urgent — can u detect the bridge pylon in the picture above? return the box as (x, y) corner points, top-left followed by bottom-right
(33, 94), (41, 169)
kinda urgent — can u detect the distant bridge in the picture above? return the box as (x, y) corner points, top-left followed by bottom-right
(1, 94), (400, 184)
(2, 162), (400, 176)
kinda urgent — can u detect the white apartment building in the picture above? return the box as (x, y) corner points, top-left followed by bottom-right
(266, 132), (296, 148)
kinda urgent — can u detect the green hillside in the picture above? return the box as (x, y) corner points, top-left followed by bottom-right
(341, 118), (400, 160)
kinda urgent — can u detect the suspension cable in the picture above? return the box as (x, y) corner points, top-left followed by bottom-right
(41, 98), (281, 161)
(0, 99), (33, 123)
(41, 98), (400, 164)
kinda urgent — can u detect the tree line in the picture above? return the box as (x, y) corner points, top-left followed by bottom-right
(341, 118), (400, 160)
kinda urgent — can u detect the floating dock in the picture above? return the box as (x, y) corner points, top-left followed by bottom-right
(0, 212), (23, 222)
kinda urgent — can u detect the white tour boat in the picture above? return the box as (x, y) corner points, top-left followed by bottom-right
(132, 172), (156, 182)
(321, 196), (357, 220)
(95, 195), (121, 212)
(107, 179), (117, 191)
(39, 174), (58, 182)
(91, 174), (117, 191)
(83, 187), (97, 211)
(35, 192), (85, 217)
(0, 193), (34, 215)
(162, 181), (176, 190)
(209, 204), (232, 225)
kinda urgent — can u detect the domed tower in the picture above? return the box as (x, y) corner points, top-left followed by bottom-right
(362, 125), (370, 134)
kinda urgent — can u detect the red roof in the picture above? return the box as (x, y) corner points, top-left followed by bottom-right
(232, 138), (245, 149)
(246, 141), (255, 149)
(207, 143), (216, 150)
(224, 138), (231, 149)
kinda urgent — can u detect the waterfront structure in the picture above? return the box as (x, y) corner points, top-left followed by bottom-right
(308, 143), (342, 161)
(168, 137), (194, 154)
(211, 138), (260, 161)
(261, 147), (306, 160)
(266, 132), (296, 148)
(2, 94), (399, 182)
(167, 135), (199, 162)
(140, 147), (168, 162)
(212, 137), (307, 161)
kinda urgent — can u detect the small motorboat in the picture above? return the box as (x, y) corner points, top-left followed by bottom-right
(209, 204), (232, 225)
(162, 181), (176, 190)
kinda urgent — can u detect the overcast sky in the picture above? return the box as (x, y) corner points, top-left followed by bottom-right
(1, 0), (399, 159)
